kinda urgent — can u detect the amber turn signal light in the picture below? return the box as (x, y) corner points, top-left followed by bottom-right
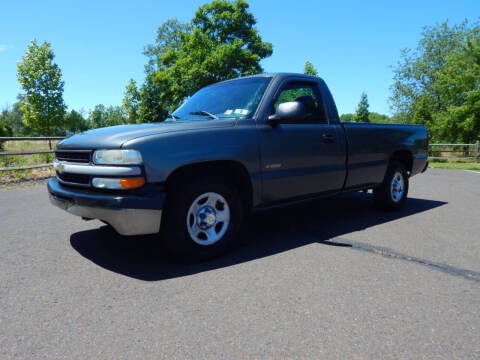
(120, 177), (145, 189)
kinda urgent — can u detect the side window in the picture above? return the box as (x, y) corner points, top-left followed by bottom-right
(273, 81), (326, 123)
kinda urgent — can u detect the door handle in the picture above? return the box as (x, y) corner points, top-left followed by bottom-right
(322, 133), (335, 143)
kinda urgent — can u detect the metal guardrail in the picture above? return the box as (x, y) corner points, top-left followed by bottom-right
(0, 136), (64, 171)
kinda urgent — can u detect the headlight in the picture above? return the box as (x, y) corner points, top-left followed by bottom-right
(93, 149), (143, 165)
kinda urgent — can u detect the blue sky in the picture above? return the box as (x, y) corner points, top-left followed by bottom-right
(0, 0), (479, 116)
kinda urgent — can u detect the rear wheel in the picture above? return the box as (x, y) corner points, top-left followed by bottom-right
(162, 174), (243, 261)
(373, 161), (409, 211)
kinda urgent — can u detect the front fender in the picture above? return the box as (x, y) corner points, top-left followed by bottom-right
(122, 121), (260, 185)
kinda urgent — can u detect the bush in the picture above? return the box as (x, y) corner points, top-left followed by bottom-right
(0, 121), (12, 151)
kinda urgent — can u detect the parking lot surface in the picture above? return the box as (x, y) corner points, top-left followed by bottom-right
(1, 169), (479, 359)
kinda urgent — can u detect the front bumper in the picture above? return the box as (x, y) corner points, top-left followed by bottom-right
(47, 178), (165, 236)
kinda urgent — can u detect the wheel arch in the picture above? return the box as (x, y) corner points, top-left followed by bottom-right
(390, 150), (413, 174)
(165, 160), (254, 213)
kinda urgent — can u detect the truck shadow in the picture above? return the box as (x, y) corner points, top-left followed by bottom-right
(70, 193), (446, 281)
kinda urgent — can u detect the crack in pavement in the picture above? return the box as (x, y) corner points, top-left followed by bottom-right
(310, 235), (480, 283)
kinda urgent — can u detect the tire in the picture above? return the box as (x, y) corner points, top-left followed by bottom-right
(161, 173), (243, 261)
(373, 161), (409, 211)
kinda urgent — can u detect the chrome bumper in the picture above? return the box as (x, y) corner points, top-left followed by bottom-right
(49, 193), (162, 236)
(53, 160), (142, 176)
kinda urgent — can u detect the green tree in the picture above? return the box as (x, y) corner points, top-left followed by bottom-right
(105, 106), (128, 127)
(141, 0), (272, 118)
(0, 109), (13, 151)
(0, 121), (11, 151)
(390, 20), (480, 142)
(89, 104), (107, 128)
(434, 36), (480, 143)
(355, 92), (370, 122)
(341, 112), (391, 123)
(0, 96), (34, 136)
(17, 40), (66, 139)
(122, 79), (140, 124)
(0, 118), (11, 134)
(304, 61), (318, 76)
(369, 112), (391, 123)
(89, 105), (127, 128)
(0, 118), (12, 135)
(339, 113), (354, 122)
(138, 72), (166, 123)
(64, 109), (89, 132)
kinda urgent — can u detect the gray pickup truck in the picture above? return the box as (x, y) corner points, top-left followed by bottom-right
(48, 73), (428, 259)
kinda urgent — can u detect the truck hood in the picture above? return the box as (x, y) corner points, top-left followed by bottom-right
(56, 119), (236, 149)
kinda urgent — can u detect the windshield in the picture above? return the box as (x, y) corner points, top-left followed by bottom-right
(172, 77), (271, 120)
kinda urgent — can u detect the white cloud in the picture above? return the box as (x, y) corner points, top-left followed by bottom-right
(0, 44), (12, 52)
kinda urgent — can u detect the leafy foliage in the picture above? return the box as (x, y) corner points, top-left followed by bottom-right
(304, 61), (318, 76)
(0, 118), (12, 150)
(137, 72), (167, 123)
(17, 40), (66, 136)
(0, 119), (11, 137)
(133, 0), (273, 121)
(340, 112), (391, 123)
(64, 110), (89, 132)
(89, 105), (128, 128)
(368, 112), (391, 123)
(275, 87), (314, 107)
(339, 113), (354, 122)
(122, 79), (140, 124)
(0, 107), (13, 150)
(0, 96), (33, 136)
(354, 92), (370, 122)
(433, 36), (480, 142)
(390, 21), (480, 142)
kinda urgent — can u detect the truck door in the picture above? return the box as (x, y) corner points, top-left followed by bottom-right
(258, 80), (346, 203)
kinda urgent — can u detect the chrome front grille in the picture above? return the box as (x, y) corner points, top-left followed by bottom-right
(55, 150), (91, 163)
(55, 150), (92, 187)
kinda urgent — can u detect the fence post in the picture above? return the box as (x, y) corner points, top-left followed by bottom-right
(0, 139), (5, 168)
(476, 140), (479, 163)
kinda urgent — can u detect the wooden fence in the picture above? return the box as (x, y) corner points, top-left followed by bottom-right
(0, 136), (64, 171)
(429, 141), (479, 162)
(0, 137), (479, 172)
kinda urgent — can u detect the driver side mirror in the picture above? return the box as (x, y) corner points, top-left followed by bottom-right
(267, 101), (306, 126)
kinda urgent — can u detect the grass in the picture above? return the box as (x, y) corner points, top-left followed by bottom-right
(0, 140), (59, 184)
(0, 167), (55, 188)
(429, 162), (480, 170)
(3, 140), (60, 152)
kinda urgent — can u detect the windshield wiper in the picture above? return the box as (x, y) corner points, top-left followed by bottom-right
(189, 110), (219, 120)
(168, 114), (181, 120)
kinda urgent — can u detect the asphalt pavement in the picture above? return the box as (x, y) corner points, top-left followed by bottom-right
(0, 169), (479, 359)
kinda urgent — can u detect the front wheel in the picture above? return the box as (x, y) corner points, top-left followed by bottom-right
(373, 161), (409, 211)
(161, 174), (243, 261)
